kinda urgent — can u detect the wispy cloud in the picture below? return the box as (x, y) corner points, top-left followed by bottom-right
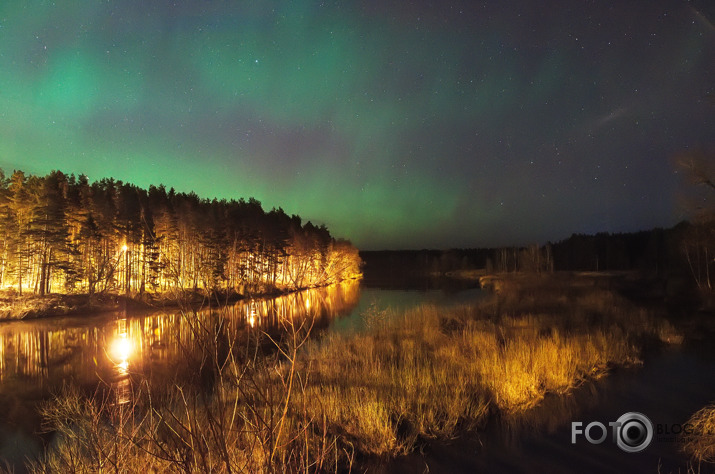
(591, 107), (629, 130)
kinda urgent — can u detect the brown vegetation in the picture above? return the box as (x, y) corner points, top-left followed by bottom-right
(683, 403), (715, 464)
(298, 273), (679, 458)
(29, 314), (348, 473)
(0, 291), (148, 320)
(29, 274), (680, 471)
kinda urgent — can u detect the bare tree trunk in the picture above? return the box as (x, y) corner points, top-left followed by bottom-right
(17, 252), (23, 296)
(39, 249), (47, 297)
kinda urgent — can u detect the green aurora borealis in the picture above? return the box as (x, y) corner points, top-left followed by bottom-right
(1, 1), (713, 249)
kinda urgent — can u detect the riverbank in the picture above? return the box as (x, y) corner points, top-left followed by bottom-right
(0, 283), (352, 321)
(0, 290), (234, 321)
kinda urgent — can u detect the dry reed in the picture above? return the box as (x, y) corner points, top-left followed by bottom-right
(29, 274), (679, 470)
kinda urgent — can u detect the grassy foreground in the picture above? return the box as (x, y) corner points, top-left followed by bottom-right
(28, 274), (683, 472)
(683, 403), (715, 464)
(298, 273), (679, 457)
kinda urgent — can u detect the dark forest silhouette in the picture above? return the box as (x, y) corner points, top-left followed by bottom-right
(361, 223), (711, 304)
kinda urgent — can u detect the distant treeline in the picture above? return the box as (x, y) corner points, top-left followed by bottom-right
(361, 223), (699, 280)
(0, 169), (361, 297)
(551, 227), (685, 274)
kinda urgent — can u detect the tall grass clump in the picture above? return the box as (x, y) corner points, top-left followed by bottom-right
(299, 306), (491, 457)
(683, 403), (715, 464)
(296, 274), (674, 458)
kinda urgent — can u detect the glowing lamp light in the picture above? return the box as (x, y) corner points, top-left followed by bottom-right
(110, 333), (132, 364)
(121, 244), (128, 252)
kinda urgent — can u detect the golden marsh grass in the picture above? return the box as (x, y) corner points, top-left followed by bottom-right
(683, 403), (715, 464)
(30, 274), (681, 471)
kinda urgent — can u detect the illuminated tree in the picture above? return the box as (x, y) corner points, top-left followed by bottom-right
(27, 171), (73, 295)
(6, 171), (34, 295)
(0, 168), (362, 297)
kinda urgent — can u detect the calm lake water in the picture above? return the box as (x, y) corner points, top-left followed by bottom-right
(0, 281), (713, 473)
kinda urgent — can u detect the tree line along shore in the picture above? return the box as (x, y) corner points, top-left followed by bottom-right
(0, 168), (362, 319)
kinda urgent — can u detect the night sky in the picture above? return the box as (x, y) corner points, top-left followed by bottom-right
(1, 1), (713, 249)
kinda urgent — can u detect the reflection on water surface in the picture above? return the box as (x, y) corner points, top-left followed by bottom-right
(0, 280), (361, 398)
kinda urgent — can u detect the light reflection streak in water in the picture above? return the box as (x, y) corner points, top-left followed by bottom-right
(109, 320), (132, 375)
(107, 320), (133, 405)
(0, 280), (361, 398)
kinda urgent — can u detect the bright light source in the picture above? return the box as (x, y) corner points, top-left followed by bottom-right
(110, 333), (132, 363)
(121, 245), (128, 252)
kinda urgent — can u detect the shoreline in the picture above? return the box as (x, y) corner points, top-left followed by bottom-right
(0, 290), (243, 322)
(0, 280), (360, 322)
